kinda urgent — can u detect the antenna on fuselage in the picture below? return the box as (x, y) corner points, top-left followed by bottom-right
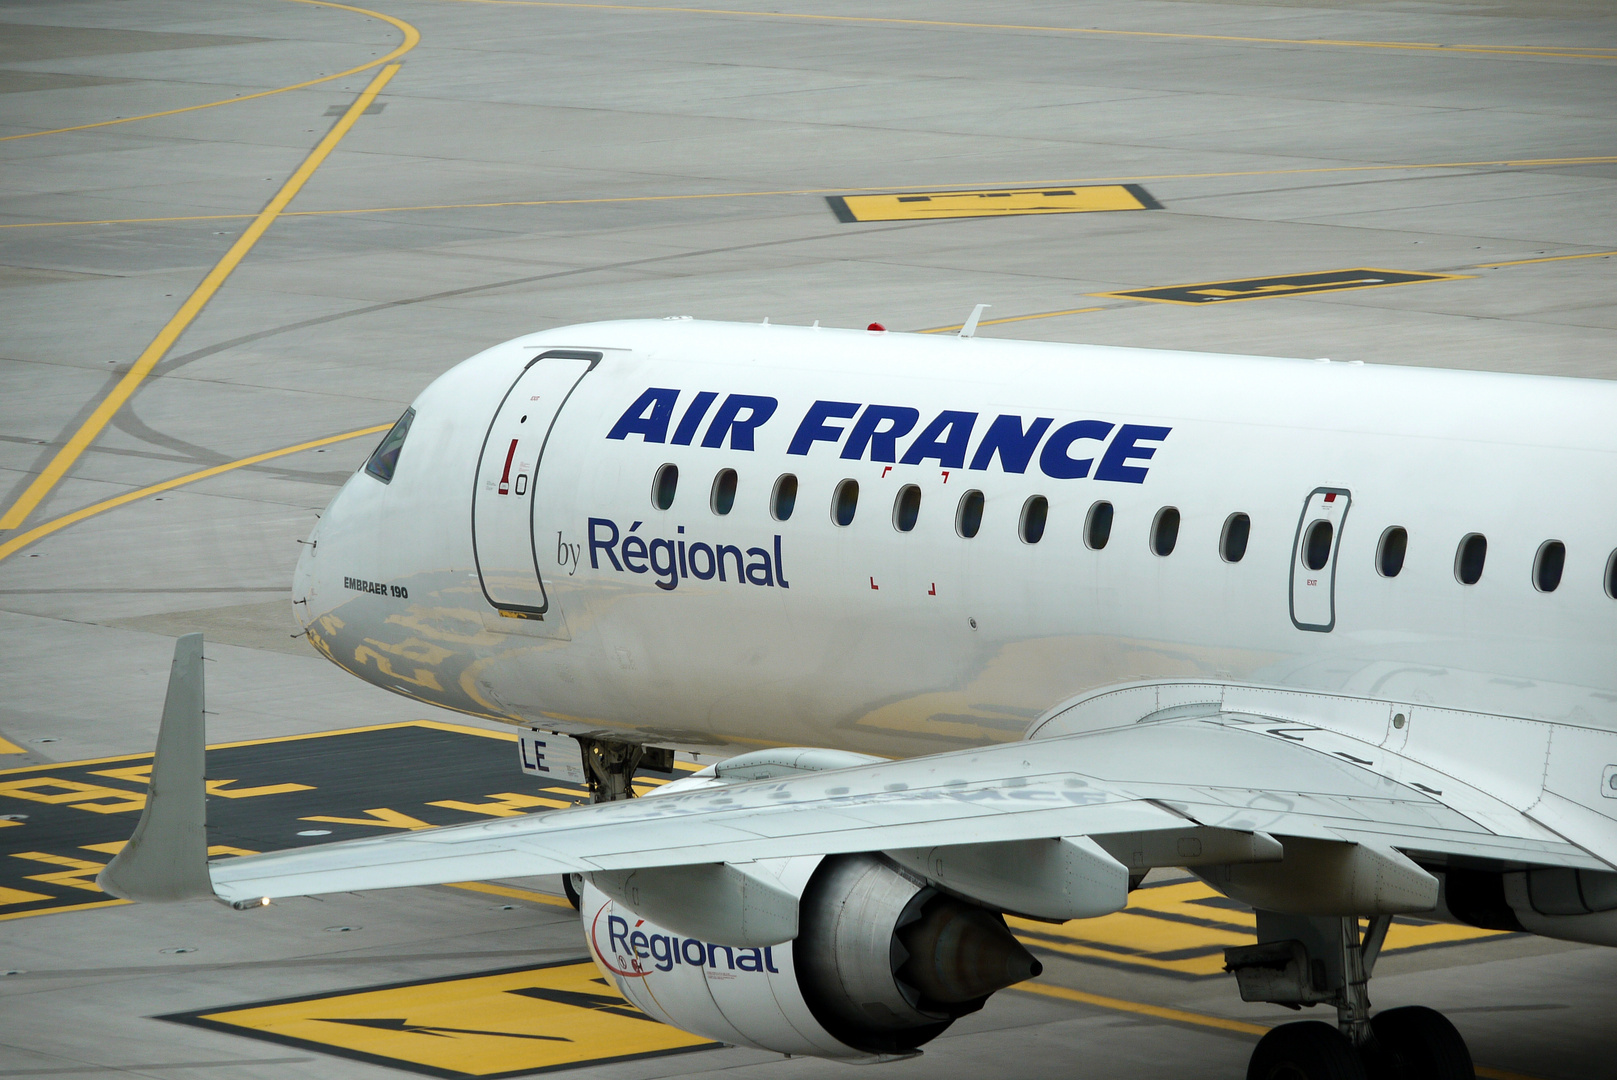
(959, 304), (990, 338)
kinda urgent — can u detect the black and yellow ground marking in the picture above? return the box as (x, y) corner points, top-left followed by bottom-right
(161, 959), (718, 1079)
(1008, 878), (1502, 979)
(828, 184), (1160, 222)
(1097, 267), (1470, 305)
(0, 720), (686, 921)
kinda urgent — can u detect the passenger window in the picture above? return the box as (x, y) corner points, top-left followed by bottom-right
(1302, 520), (1334, 571)
(832, 479), (859, 526)
(363, 407), (415, 484)
(1020, 496), (1048, 544)
(1607, 549), (1617, 600)
(1151, 507), (1179, 556)
(1085, 501), (1113, 550)
(956, 490), (984, 538)
(652, 463), (678, 510)
(893, 485), (921, 532)
(1455, 533), (1487, 585)
(710, 468), (737, 515)
(1220, 512), (1250, 563)
(772, 474), (797, 522)
(1534, 540), (1565, 593)
(1377, 527), (1407, 578)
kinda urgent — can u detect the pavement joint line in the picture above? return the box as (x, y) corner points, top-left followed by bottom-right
(0, 0), (420, 143)
(0, 66), (401, 533)
(1014, 983), (1547, 1079)
(434, 1), (1617, 62)
(0, 424), (390, 565)
(6, 157), (1617, 232)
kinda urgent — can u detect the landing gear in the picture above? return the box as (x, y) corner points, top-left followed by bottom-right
(1249, 1021), (1365, 1080)
(1226, 914), (1474, 1080)
(574, 736), (673, 803)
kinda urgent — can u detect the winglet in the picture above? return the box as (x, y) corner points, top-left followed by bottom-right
(97, 634), (216, 902)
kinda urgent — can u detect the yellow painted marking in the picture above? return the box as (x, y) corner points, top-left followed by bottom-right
(1097, 267), (1470, 306)
(206, 779), (317, 799)
(7, 157), (1616, 232)
(429, 792), (574, 816)
(0, 777), (146, 814)
(0, 898), (126, 921)
(0, 736), (25, 754)
(831, 185), (1153, 222)
(446, 881), (574, 909)
(185, 961), (714, 1075)
(919, 307), (1105, 334)
(1016, 980), (1271, 1035)
(438, 2), (1617, 61)
(1011, 881), (1502, 977)
(0, 67), (400, 533)
(15, 851), (107, 892)
(1473, 249), (1617, 268)
(0, 424), (390, 566)
(300, 808), (434, 830)
(0, 0), (419, 143)
(0, 718), (511, 777)
(0, 885), (54, 905)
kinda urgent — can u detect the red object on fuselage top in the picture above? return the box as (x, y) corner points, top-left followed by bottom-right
(867, 322), (886, 332)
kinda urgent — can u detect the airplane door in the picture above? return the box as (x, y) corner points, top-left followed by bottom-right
(1289, 487), (1350, 632)
(472, 350), (599, 617)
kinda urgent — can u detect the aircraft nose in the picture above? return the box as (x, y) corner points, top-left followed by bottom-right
(291, 516), (320, 630)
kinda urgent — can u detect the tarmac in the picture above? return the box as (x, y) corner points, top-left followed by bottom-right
(2, 0), (1615, 1077)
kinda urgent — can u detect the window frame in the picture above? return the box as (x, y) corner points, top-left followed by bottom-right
(1220, 512), (1250, 563)
(710, 468), (737, 516)
(831, 479), (859, 527)
(956, 489), (984, 539)
(362, 407), (415, 485)
(893, 484), (921, 533)
(1085, 501), (1113, 551)
(1377, 526), (1408, 578)
(1150, 506), (1180, 557)
(1455, 532), (1488, 585)
(771, 473), (798, 522)
(1019, 495), (1049, 545)
(1533, 539), (1566, 594)
(651, 463), (679, 510)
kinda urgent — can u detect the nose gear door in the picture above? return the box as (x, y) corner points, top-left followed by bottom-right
(472, 349), (599, 618)
(1289, 487), (1350, 632)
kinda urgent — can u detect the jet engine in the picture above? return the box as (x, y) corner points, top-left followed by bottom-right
(581, 853), (1042, 1059)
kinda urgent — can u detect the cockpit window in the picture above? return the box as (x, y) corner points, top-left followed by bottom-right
(363, 408), (415, 484)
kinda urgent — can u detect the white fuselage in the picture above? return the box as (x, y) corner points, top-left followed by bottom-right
(293, 320), (1617, 759)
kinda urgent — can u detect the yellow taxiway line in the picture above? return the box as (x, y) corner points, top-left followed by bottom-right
(0, 0), (419, 144)
(0, 67), (400, 532)
(0, 424), (389, 565)
(437, 1), (1617, 62)
(6, 157), (1617, 233)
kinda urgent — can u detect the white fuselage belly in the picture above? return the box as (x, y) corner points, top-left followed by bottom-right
(294, 320), (1617, 758)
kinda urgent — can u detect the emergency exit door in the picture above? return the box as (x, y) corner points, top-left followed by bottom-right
(1289, 487), (1350, 632)
(472, 350), (599, 616)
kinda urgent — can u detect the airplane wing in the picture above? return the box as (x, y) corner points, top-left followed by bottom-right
(101, 638), (1614, 924)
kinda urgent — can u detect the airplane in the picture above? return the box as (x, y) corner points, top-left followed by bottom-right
(100, 317), (1617, 1080)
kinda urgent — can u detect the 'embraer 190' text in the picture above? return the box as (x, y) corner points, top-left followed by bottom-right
(589, 517), (787, 592)
(607, 388), (1171, 483)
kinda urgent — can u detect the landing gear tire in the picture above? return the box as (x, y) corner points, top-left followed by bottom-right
(1369, 1006), (1474, 1080)
(561, 872), (581, 911)
(1247, 1020), (1368, 1080)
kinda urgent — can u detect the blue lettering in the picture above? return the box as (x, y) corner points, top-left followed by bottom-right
(745, 547), (774, 587)
(900, 410), (977, 468)
(682, 938), (707, 965)
(787, 400), (860, 455)
(671, 391), (719, 446)
(688, 542), (716, 580)
(702, 394), (778, 450)
(716, 543), (744, 582)
(607, 387), (679, 442)
(764, 946), (780, 973)
(968, 414), (1054, 473)
(630, 930), (650, 958)
(1038, 420), (1114, 480)
(622, 535), (649, 573)
(588, 517), (622, 571)
(774, 535), (788, 589)
(841, 404), (920, 462)
(736, 947), (763, 972)
(1095, 424), (1171, 483)
(608, 914), (630, 954)
(650, 538), (678, 591)
(650, 934), (674, 971)
(708, 944), (736, 970)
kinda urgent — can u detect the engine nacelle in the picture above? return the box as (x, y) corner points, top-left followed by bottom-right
(581, 853), (1042, 1059)
(1437, 866), (1617, 946)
